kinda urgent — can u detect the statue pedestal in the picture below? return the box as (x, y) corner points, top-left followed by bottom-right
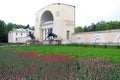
(43, 40), (62, 45)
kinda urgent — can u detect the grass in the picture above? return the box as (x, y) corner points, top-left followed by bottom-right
(0, 45), (120, 63)
(0, 45), (120, 79)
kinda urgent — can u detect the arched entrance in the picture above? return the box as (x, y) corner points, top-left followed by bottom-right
(40, 10), (54, 40)
(90, 34), (106, 43)
(115, 34), (120, 43)
(118, 38), (120, 43)
(94, 38), (101, 43)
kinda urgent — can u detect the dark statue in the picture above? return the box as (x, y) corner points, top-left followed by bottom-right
(25, 24), (57, 41)
(28, 32), (35, 40)
(25, 24), (35, 40)
(45, 28), (57, 40)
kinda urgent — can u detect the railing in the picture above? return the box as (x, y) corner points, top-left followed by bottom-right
(42, 21), (53, 26)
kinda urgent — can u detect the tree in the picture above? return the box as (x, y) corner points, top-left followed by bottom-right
(81, 21), (120, 32)
(95, 21), (120, 31)
(0, 20), (6, 42)
(75, 26), (83, 33)
(5, 23), (15, 34)
(83, 25), (88, 32)
(0, 20), (27, 43)
(90, 23), (96, 31)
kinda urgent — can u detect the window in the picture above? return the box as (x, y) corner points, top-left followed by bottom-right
(118, 38), (120, 43)
(16, 38), (18, 41)
(16, 33), (17, 35)
(66, 30), (70, 40)
(21, 33), (22, 35)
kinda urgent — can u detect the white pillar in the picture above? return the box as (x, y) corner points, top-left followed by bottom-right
(43, 29), (45, 40)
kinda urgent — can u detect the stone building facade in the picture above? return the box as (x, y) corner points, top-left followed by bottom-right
(34, 3), (120, 44)
(35, 3), (75, 44)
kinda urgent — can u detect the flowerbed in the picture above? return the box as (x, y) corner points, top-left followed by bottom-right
(0, 51), (120, 80)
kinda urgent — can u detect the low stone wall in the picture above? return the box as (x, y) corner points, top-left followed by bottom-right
(72, 29), (120, 44)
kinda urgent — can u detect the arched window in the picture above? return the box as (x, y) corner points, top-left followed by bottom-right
(90, 34), (106, 43)
(95, 38), (101, 43)
(115, 34), (120, 43)
(40, 10), (54, 26)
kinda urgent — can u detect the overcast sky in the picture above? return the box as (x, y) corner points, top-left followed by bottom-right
(0, 0), (120, 27)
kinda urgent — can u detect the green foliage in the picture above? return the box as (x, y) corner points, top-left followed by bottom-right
(75, 21), (120, 32)
(75, 26), (83, 33)
(0, 20), (26, 43)
(0, 20), (6, 34)
(0, 50), (120, 79)
(1, 45), (120, 63)
(83, 21), (120, 32)
(0, 20), (6, 42)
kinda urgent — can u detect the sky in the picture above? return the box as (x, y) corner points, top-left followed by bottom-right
(0, 0), (120, 27)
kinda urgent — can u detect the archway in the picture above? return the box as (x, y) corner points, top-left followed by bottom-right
(40, 10), (54, 40)
(94, 38), (101, 43)
(118, 38), (120, 43)
(41, 10), (53, 26)
(115, 34), (120, 43)
(90, 34), (106, 43)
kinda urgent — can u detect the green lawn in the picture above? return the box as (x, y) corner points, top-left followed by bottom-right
(1, 45), (120, 63)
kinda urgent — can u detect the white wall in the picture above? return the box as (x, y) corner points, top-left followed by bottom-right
(72, 29), (120, 44)
(8, 29), (34, 43)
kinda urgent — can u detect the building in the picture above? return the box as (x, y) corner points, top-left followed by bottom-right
(8, 28), (34, 43)
(34, 3), (120, 45)
(35, 3), (75, 44)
